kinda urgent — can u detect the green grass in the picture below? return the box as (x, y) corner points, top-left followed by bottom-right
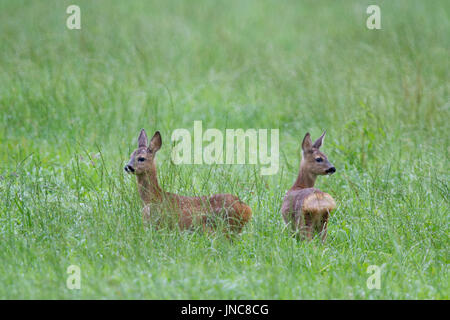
(0, 0), (448, 299)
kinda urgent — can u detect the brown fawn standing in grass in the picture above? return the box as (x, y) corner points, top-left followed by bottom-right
(281, 131), (336, 241)
(125, 129), (252, 233)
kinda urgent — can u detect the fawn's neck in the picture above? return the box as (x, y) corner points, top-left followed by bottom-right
(292, 160), (317, 190)
(136, 166), (163, 204)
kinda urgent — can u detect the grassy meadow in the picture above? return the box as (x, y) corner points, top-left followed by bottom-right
(0, 0), (448, 299)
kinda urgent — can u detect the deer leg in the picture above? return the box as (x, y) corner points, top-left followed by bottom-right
(142, 204), (162, 230)
(142, 205), (151, 224)
(320, 212), (329, 243)
(293, 212), (303, 239)
(303, 212), (314, 240)
(295, 211), (313, 240)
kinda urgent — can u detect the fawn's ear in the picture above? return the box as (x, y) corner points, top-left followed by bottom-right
(149, 131), (162, 153)
(312, 131), (326, 149)
(302, 132), (313, 153)
(138, 129), (148, 148)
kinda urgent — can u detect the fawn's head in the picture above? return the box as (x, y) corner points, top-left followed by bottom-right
(301, 131), (335, 176)
(124, 129), (162, 175)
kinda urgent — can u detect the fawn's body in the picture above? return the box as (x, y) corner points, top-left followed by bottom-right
(125, 129), (252, 232)
(281, 132), (336, 241)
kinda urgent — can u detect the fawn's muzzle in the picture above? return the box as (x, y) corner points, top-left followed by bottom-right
(325, 167), (336, 174)
(124, 165), (135, 173)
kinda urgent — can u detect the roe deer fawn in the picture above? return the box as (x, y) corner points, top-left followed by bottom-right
(125, 129), (252, 233)
(281, 131), (336, 241)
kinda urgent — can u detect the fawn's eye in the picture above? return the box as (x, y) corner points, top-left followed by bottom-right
(315, 157), (323, 163)
(138, 157), (146, 162)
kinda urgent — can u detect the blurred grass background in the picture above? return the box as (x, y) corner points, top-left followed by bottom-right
(0, 0), (448, 298)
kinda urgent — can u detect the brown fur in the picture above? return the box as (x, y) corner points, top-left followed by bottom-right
(125, 129), (252, 233)
(302, 191), (336, 214)
(281, 132), (336, 241)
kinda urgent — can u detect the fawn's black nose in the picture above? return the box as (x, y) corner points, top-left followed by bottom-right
(326, 167), (336, 174)
(124, 165), (135, 173)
